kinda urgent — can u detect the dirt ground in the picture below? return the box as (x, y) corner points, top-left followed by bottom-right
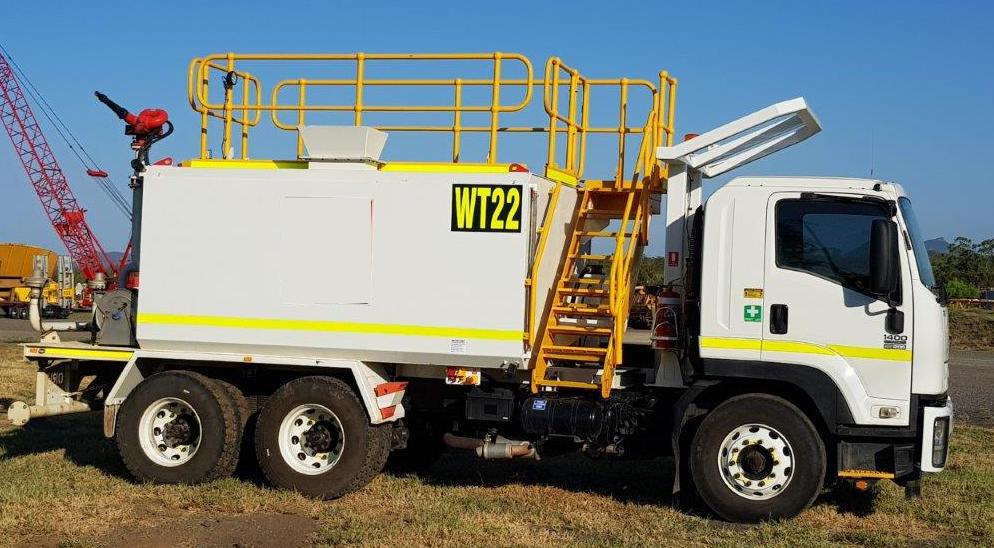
(949, 307), (994, 351)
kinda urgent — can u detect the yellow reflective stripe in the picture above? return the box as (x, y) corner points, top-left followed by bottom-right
(24, 347), (134, 361)
(700, 337), (911, 362)
(379, 162), (511, 174)
(137, 313), (521, 341)
(764, 340), (835, 356)
(827, 344), (912, 362)
(699, 337), (761, 351)
(179, 159), (308, 169)
(544, 165), (580, 188)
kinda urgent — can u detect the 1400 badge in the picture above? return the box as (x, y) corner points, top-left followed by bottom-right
(451, 184), (522, 232)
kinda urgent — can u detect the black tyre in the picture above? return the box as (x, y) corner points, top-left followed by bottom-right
(254, 376), (391, 499)
(210, 378), (250, 428)
(209, 377), (252, 470)
(690, 393), (826, 522)
(116, 370), (242, 484)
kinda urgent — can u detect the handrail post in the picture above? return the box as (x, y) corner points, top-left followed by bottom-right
(355, 53), (365, 126)
(577, 80), (590, 178)
(195, 60), (210, 159)
(296, 79), (307, 159)
(222, 53), (236, 159)
(616, 78), (628, 187)
(565, 69), (579, 173)
(487, 52), (502, 164)
(452, 79), (462, 162)
(545, 58), (561, 172)
(241, 71), (251, 159)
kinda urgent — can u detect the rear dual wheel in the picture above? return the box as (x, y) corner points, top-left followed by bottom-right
(117, 372), (390, 497)
(254, 376), (391, 499)
(116, 371), (243, 484)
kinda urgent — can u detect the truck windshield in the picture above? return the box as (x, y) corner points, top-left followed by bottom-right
(898, 197), (937, 290)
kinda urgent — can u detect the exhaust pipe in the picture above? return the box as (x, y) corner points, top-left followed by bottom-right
(442, 433), (538, 460)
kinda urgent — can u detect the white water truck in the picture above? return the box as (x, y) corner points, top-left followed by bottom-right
(6, 52), (950, 522)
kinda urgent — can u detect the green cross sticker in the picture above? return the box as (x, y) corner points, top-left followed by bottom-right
(744, 305), (762, 322)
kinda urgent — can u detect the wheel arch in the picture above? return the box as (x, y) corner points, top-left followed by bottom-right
(669, 359), (848, 495)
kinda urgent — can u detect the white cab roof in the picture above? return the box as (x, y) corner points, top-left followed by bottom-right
(725, 176), (908, 197)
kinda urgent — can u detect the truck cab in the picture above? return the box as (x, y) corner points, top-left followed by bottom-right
(695, 176), (948, 423)
(651, 104), (952, 519)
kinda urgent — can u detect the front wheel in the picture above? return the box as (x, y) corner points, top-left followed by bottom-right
(690, 393), (826, 522)
(254, 376), (391, 499)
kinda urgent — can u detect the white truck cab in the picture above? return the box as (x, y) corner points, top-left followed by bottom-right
(652, 101), (952, 519)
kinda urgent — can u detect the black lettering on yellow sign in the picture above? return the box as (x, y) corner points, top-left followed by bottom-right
(451, 184), (522, 232)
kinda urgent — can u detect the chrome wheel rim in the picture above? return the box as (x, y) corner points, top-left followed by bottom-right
(278, 404), (345, 475)
(138, 397), (202, 467)
(717, 423), (794, 500)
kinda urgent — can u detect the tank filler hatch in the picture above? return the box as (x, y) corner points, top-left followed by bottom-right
(298, 126), (388, 162)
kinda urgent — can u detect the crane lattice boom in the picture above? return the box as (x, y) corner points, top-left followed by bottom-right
(0, 51), (115, 281)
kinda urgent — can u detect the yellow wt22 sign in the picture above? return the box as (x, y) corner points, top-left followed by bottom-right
(451, 184), (522, 232)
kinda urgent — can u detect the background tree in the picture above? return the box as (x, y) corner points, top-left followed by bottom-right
(930, 236), (994, 297)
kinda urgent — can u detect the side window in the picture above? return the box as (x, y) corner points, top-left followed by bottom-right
(776, 198), (892, 297)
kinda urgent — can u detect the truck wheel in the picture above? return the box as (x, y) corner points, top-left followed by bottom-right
(210, 378), (250, 428)
(18, 307), (28, 319)
(254, 376), (391, 499)
(116, 370), (241, 484)
(690, 393), (825, 522)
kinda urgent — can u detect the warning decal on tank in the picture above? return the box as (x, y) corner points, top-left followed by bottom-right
(451, 184), (522, 232)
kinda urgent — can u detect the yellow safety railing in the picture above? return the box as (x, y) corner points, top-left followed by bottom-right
(187, 52), (673, 182)
(188, 58), (263, 159)
(603, 72), (676, 368)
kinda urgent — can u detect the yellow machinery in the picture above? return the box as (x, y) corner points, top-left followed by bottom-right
(0, 243), (58, 312)
(187, 52), (677, 397)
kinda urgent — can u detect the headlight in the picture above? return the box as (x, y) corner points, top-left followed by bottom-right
(932, 416), (950, 468)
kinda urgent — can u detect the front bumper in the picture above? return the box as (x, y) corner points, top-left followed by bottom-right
(920, 398), (953, 473)
(835, 396), (952, 481)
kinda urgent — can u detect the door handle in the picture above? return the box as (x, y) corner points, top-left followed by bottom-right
(770, 304), (788, 334)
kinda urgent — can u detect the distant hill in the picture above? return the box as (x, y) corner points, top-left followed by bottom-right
(925, 238), (949, 254)
(107, 251), (127, 265)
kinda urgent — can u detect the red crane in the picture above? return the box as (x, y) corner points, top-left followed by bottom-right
(0, 49), (123, 285)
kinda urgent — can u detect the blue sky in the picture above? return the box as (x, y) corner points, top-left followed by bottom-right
(1, 0), (991, 257)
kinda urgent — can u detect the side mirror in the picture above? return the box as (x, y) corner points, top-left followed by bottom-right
(869, 219), (899, 298)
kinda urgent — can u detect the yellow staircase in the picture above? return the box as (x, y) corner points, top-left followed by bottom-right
(525, 59), (676, 399)
(531, 178), (654, 398)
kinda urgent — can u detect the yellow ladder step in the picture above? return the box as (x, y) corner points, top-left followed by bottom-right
(548, 325), (612, 336)
(557, 287), (609, 297)
(560, 277), (607, 285)
(581, 208), (626, 219)
(542, 344), (607, 361)
(533, 379), (600, 390)
(551, 305), (613, 316)
(570, 253), (612, 261)
(576, 230), (632, 238)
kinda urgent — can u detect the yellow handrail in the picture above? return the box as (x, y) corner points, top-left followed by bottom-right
(187, 51), (668, 177)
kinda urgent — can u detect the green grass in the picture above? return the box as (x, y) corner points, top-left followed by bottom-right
(0, 343), (992, 546)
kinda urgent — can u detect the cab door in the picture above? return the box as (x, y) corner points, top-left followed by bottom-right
(762, 192), (914, 425)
